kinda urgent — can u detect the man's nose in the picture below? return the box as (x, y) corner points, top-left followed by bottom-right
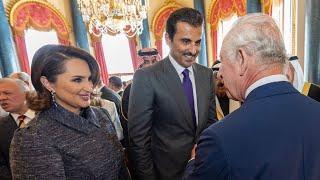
(189, 43), (199, 55)
(0, 93), (6, 100)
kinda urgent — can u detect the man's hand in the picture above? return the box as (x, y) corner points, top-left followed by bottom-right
(191, 144), (197, 159)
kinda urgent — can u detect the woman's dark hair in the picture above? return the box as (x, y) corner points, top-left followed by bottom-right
(166, 7), (203, 40)
(27, 44), (100, 111)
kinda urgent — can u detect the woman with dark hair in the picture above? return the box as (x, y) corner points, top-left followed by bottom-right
(10, 44), (130, 179)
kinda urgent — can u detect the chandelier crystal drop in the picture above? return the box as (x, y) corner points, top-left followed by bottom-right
(77, 0), (149, 37)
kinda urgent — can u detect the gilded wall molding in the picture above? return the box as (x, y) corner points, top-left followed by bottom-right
(151, 0), (182, 40)
(7, 0), (70, 41)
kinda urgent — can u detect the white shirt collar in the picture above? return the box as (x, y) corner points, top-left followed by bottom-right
(11, 109), (35, 126)
(245, 74), (288, 98)
(168, 54), (194, 75)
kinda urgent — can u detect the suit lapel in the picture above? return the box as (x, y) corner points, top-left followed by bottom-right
(8, 114), (18, 129)
(193, 65), (206, 135)
(161, 58), (195, 131)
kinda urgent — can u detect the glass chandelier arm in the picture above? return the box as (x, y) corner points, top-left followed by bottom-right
(77, 0), (148, 37)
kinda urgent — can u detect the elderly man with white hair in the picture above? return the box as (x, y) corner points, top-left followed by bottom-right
(183, 13), (320, 180)
(0, 78), (34, 179)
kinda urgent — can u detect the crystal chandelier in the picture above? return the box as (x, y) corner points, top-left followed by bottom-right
(77, 0), (148, 37)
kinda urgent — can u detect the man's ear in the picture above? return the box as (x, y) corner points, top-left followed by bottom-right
(237, 48), (248, 76)
(164, 33), (172, 48)
(40, 76), (54, 92)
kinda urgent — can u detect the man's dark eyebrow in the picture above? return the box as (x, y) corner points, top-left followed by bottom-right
(195, 39), (202, 44)
(181, 38), (191, 42)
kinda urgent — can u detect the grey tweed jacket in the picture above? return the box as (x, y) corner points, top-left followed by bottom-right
(10, 105), (129, 180)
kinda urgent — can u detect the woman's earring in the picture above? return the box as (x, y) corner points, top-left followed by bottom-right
(51, 91), (57, 107)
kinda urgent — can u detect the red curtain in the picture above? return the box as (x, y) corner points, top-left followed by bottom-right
(155, 39), (163, 58)
(10, 1), (71, 75)
(128, 37), (139, 71)
(211, 30), (218, 62)
(92, 41), (109, 85)
(208, 0), (246, 66)
(58, 37), (71, 46)
(14, 35), (30, 74)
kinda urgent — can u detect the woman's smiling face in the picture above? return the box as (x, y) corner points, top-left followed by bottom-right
(47, 58), (93, 114)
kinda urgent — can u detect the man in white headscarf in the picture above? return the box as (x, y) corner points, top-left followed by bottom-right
(211, 61), (240, 120)
(286, 55), (320, 102)
(285, 55), (304, 91)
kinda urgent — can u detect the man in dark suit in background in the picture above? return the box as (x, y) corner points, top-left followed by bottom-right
(184, 13), (320, 180)
(128, 8), (216, 180)
(99, 80), (121, 115)
(0, 78), (34, 180)
(121, 47), (161, 121)
(97, 79), (125, 146)
(121, 47), (161, 175)
(108, 76), (124, 96)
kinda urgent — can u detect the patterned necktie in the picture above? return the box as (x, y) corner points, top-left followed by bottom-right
(182, 69), (197, 128)
(18, 115), (26, 128)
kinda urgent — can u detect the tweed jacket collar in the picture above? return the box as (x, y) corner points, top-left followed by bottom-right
(43, 104), (101, 134)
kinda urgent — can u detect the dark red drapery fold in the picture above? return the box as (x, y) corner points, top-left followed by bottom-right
(211, 30), (218, 61)
(128, 37), (138, 71)
(155, 39), (163, 58)
(10, 1), (71, 75)
(58, 37), (71, 46)
(92, 40), (109, 85)
(14, 35), (30, 74)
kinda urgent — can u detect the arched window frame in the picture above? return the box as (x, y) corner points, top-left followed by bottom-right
(207, 0), (246, 65)
(101, 33), (136, 81)
(89, 28), (138, 84)
(151, 0), (182, 58)
(272, 0), (296, 55)
(8, 0), (71, 74)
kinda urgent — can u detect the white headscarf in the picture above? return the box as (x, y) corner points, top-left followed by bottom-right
(288, 56), (304, 92)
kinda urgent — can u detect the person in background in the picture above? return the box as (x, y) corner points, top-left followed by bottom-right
(128, 8), (216, 180)
(10, 45), (130, 179)
(121, 47), (161, 121)
(121, 47), (161, 174)
(285, 55), (320, 102)
(122, 81), (128, 90)
(285, 55), (304, 91)
(91, 86), (124, 141)
(0, 78), (34, 180)
(211, 60), (240, 120)
(99, 79), (122, 115)
(8, 71), (33, 90)
(184, 13), (320, 180)
(137, 47), (161, 66)
(109, 76), (123, 96)
(0, 107), (8, 118)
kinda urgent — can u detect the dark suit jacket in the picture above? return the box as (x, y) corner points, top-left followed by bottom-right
(184, 81), (320, 180)
(0, 114), (17, 180)
(100, 86), (122, 115)
(120, 83), (131, 149)
(121, 83), (131, 120)
(128, 57), (216, 180)
(100, 86), (128, 146)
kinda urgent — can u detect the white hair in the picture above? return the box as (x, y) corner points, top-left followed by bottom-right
(0, 78), (29, 92)
(221, 13), (287, 65)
